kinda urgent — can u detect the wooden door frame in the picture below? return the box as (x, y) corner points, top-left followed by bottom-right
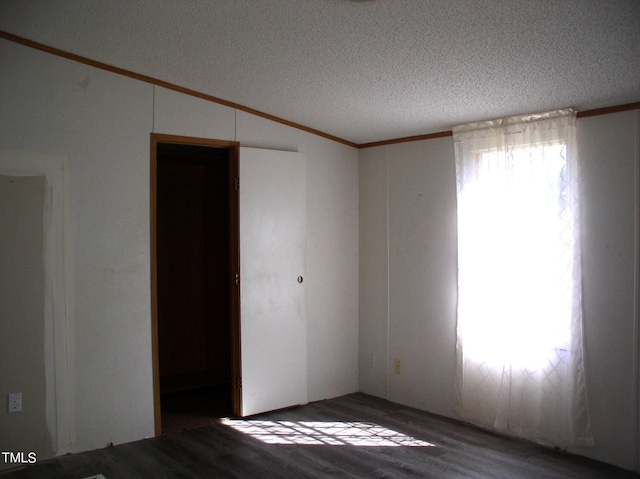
(150, 133), (241, 436)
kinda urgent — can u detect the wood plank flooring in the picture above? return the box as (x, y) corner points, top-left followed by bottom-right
(3, 393), (639, 479)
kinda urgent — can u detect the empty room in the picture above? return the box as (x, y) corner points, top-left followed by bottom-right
(0, 1), (639, 477)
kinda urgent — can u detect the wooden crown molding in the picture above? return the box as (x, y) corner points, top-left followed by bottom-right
(358, 130), (453, 149)
(1, 31), (638, 150)
(358, 103), (640, 149)
(576, 102), (640, 119)
(0, 31), (358, 149)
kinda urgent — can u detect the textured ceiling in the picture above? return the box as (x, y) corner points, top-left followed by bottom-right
(1, 0), (639, 145)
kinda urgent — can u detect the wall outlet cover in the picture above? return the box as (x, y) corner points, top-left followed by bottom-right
(394, 358), (401, 374)
(8, 392), (22, 413)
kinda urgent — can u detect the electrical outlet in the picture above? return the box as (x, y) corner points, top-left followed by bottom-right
(369, 353), (376, 368)
(8, 392), (22, 413)
(394, 358), (401, 374)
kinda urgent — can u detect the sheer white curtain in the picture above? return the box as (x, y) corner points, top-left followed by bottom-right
(453, 109), (593, 447)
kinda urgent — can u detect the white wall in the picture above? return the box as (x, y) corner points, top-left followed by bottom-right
(358, 147), (389, 400)
(571, 110), (640, 468)
(358, 111), (640, 471)
(358, 137), (458, 418)
(0, 39), (155, 453)
(0, 175), (51, 470)
(0, 37), (359, 454)
(0, 151), (71, 463)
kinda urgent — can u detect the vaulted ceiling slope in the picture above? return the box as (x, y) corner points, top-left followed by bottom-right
(1, 0), (639, 145)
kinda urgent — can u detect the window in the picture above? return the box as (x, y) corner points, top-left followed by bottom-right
(453, 110), (593, 447)
(460, 143), (570, 369)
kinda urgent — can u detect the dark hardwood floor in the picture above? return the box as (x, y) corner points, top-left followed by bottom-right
(3, 393), (639, 479)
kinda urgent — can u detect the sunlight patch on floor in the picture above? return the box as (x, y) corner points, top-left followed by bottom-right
(221, 419), (435, 447)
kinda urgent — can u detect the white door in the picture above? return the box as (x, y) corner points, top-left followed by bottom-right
(239, 147), (307, 417)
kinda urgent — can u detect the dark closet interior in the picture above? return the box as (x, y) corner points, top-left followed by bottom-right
(156, 142), (233, 432)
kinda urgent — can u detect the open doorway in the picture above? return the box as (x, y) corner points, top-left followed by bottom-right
(150, 134), (240, 435)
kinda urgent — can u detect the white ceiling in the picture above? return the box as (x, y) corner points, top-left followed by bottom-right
(1, 0), (639, 145)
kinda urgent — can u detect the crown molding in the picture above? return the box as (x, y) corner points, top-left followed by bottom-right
(2, 31), (638, 151)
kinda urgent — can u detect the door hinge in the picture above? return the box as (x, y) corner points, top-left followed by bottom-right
(236, 376), (242, 389)
(234, 177), (240, 191)
(235, 272), (240, 285)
